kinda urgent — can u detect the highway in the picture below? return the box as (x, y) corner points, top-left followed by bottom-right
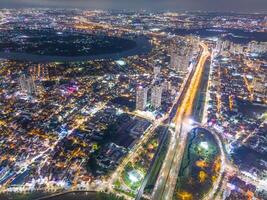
(152, 42), (210, 200)
(135, 124), (170, 200)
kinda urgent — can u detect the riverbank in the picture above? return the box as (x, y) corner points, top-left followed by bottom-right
(0, 36), (152, 63)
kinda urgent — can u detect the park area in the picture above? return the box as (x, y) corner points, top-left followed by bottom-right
(174, 128), (221, 200)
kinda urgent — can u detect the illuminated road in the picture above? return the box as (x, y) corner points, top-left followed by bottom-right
(152, 42), (210, 200)
(108, 114), (169, 193)
(201, 125), (229, 200)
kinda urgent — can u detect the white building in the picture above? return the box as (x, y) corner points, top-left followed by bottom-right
(151, 84), (162, 109)
(136, 86), (148, 111)
(19, 74), (36, 96)
(153, 66), (161, 78)
(248, 41), (267, 54)
(170, 42), (191, 72)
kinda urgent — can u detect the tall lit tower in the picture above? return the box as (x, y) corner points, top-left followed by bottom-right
(153, 66), (161, 78)
(19, 74), (37, 96)
(170, 45), (179, 71)
(170, 41), (191, 73)
(136, 86), (148, 111)
(151, 84), (162, 109)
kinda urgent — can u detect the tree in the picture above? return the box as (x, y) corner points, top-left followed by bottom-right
(96, 192), (125, 200)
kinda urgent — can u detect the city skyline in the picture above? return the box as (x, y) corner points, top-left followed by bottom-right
(0, 0), (266, 13)
(0, 5), (266, 200)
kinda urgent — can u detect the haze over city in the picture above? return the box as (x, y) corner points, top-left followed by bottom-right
(0, 0), (267, 12)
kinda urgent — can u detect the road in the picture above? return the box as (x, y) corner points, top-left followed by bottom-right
(107, 113), (169, 193)
(201, 125), (228, 200)
(107, 47), (204, 195)
(135, 125), (170, 200)
(152, 43), (210, 200)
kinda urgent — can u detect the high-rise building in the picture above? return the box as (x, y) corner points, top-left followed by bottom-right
(161, 80), (172, 92)
(170, 46), (180, 71)
(216, 39), (223, 52)
(136, 86), (148, 111)
(170, 40), (191, 72)
(30, 64), (49, 80)
(153, 66), (161, 78)
(253, 77), (266, 102)
(229, 42), (244, 55)
(19, 74), (37, 96)
(151, 84), (162, 109)
(219, 40), (231, 53)
(254, 79), (266, 94)
(248, 41), (267, 54)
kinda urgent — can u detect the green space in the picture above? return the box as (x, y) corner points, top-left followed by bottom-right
(114, 128), (164, 196)
(122, 163), (144, 191)
(0, 29), (137, 57)
(174, 128), (221, 200)
(144, 128), (170, 195)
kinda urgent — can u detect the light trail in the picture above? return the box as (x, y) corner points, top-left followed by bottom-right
(152, 42), (210, 200)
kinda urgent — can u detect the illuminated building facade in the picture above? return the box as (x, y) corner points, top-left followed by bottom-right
(136, 86), (148, 111)
(19, 74), (37, 96)
(151, 84), (162, 108)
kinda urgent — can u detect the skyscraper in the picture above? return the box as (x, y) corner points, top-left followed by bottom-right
(153, 66), (161, 78)
(30, 64), (49, 80)
(136, 86), (148, 111)
(170, 40), (191, 73)
(170, 46), (180, 71)
(254, 77), (266, 95)
(248, 41), (267, 54)
(151, 84), (162, 109)
(19, 74), (37, 96)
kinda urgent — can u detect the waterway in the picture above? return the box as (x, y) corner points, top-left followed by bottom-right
(0, 36), (152, 62)
(166, 28), (267, 43)
(38, 191), (97, 200)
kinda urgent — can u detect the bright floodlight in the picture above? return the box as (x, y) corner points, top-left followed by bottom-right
(128, 170), (143, 183)
(188, 118), (195, 126)
(170, 122), (176, 128)
(116, 60), (126, 66)
(129, 173), (138, 183)
(200, 141), (209, 150)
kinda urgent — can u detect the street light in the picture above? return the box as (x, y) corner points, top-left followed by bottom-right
(187, 118), (195, 126)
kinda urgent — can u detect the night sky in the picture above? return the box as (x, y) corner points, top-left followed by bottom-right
(0, 0), (266, 13)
